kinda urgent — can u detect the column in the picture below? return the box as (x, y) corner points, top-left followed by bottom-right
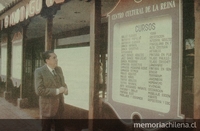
(4, 29), (12, 100)
(45, 16), (53, 51)
(89, 0), (101, 130)
(194, 0), (200, 130)
(17, 24), (29, 108)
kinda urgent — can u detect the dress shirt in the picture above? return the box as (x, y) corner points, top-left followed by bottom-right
(46, 64), (59, 95)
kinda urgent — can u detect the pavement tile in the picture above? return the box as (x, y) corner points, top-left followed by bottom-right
(0, 97), (41, 131)
(0, 97), (81, 131)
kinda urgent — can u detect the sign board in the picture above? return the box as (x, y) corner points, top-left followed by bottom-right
(1, 0), (65, 29)
(106, 0), (184, 123)
(46, 0), (65, 7)
(4, 0), (42, 28)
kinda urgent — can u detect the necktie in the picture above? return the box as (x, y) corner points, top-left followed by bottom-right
(52, 70), (57, 76)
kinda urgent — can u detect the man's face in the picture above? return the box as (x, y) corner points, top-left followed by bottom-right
(46, 53), (58, 69)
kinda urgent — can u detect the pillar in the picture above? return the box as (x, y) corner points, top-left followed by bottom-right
(194, 0), (200, 130)
(88, 0), (101, 130)
(4, 29), (12, 100)
(45, 16), (53, 51)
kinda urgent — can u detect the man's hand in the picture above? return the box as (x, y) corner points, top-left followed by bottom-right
(59, 87), (65, 94)
(64, 88), (68, 95)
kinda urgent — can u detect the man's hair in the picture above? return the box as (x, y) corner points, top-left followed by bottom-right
(42, 50), (54, 63)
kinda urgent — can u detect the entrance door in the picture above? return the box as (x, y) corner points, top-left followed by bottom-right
(24, 38), (44, 107)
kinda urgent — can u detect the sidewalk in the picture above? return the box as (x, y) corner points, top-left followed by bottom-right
(0, 97), (82, 131)
(0, 97), (41, 131)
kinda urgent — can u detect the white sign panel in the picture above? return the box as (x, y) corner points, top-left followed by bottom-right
(1, 44), (7, 80)
(55, 47), (90, 110)
(112, 15), (172, 113)
(11, 39), (22, 87)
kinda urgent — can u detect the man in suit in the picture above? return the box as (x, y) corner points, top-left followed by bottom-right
(34, 50), (68, 131)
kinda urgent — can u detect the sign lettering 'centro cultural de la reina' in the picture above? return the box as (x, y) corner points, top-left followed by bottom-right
(106, 0), (184, 122)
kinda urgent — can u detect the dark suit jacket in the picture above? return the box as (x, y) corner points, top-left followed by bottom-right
(34, 65), (67, 118)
